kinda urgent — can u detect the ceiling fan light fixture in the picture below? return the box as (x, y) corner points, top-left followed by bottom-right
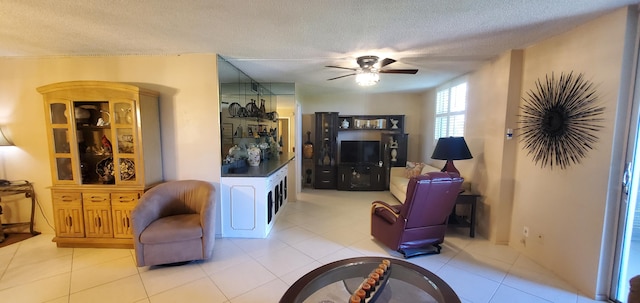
(355, 69), (379, 86)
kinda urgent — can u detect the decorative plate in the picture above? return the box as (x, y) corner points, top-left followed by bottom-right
(237, 107), (249, 118)
(228, 102), (241, 117)
(119, 158), (136, 181)
(246, 102), (259, 117)
(96, 157), (115, 183)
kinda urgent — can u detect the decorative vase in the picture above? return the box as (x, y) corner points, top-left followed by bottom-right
(390, 119), (399, 129)
(259, 99), (266, 114)
(341, 119), (349, 129)
(303, 131), (314, 159)
(322, 149), (331, 165)
(305, 169), (312, 184)
(247, 146), (261, 166)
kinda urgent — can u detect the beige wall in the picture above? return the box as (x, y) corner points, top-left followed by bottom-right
(510, 8), (630, 298)
(419, 51), (523, 245)
(0, 54), (222, 234)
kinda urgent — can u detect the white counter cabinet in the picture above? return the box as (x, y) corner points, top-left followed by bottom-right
(220, 159), (290, 238)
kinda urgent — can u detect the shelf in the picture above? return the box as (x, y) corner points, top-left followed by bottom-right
(226, 116), (276, 124)
(338, 115), (404, 133)
(76, 125), (112, 130)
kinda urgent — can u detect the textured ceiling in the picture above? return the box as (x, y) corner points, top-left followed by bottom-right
(0, 1), (637, 95)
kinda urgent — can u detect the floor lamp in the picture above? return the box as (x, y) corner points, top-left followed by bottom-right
(431, 137), (473, 176)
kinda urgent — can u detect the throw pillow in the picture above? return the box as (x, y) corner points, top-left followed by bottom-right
(404, 161), (425, 178)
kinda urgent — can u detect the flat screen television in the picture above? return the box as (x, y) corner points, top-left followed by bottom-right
(340, 140), (380, 164)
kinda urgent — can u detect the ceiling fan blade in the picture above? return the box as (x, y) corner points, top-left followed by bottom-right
(380, 58), (396, 68)
(380, 69), (419, 74)
(327, 73), (356, 81)
(325, 65), (357, 71)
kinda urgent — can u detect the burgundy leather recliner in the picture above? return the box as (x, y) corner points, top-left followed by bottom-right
(371, 172), (463, 258)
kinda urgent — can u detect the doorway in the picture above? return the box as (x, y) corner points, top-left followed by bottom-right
(611, 15), (640, 300)
(278, 117), (291, 154)
(612, 146), (640, 302)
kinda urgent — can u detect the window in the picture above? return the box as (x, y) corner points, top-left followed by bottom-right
(435, 81), (467, 139)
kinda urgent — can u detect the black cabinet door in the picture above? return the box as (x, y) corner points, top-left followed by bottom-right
(314, 112), (338, 189)
(369, 166), (385, 190)
(337, 165), (385, 191)
(382, 133), (408, 167)
(337, 166), (351, 190)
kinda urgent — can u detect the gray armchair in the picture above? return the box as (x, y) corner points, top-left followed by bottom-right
(132, 180), (216, 267)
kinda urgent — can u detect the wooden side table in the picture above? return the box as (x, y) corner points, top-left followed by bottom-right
(448, 192), (479, 237)
(0, 181), (40, 242)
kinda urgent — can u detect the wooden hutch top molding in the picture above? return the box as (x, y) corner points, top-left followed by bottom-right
(37, 80), (160, 98)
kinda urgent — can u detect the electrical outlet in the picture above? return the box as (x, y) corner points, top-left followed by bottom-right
(523, 226), (529, 237)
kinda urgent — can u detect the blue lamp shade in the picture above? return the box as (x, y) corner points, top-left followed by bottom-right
(431, 137), (472, 175)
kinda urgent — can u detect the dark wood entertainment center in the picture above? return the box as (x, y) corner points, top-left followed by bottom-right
(311, 112), (408, 191)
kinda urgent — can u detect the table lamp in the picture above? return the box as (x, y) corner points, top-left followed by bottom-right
(0, 127), (14, 183)
(0, 128), (13, 146)
(431, 137), (472, 175)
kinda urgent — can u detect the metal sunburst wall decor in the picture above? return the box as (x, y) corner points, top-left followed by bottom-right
(518, 72), (604, 169)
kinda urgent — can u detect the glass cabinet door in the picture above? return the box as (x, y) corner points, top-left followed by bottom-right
(73, 101), (113, 185)
(47, 101), (77, 183)
(45, 97), (141, 186)
(112, 100), (138, 184)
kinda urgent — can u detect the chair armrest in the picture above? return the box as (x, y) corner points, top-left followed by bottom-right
(372, 201), (401, 224)
(371, 200), (400, 213)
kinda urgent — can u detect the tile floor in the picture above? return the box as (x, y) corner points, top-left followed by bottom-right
(0, 189), (605, 303)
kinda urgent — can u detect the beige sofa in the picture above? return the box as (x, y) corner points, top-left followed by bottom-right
(390, 163), (471, 203)
(389, 163), (442, 203)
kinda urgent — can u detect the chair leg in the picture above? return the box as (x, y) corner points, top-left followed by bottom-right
(399, 244), (442, 258)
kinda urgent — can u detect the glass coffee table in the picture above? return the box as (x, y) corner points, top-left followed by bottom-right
(280, 257), (460, 303)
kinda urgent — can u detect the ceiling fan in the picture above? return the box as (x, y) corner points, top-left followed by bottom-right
(326, 56), (418, 86)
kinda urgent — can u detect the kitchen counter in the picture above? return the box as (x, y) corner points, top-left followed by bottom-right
(222, 152), (295, 177)
(220, 154), (293, 238)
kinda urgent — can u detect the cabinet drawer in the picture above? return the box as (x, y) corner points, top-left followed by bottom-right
(52, 192), (82, 204)
(82, 192), (110, 204)
(314, 167), (336, 189)
(315, 173), (335, 182)
(111, 192), (140, 205)
(315, 167), (336, 176)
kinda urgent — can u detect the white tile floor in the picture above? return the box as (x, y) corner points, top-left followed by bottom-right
(0, 189), (605, 303)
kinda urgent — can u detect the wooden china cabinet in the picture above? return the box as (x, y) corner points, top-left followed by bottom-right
(38, 81), (163, 248)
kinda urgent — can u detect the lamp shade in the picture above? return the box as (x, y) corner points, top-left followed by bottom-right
(431, 137), (472, 160)
(0, 128), (14, 146)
